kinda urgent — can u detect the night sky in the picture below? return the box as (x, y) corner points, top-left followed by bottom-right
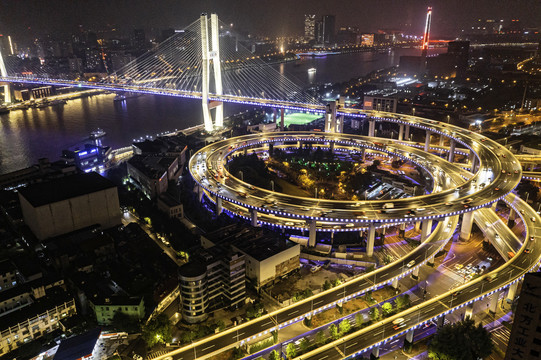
(1, 0), (541, 40)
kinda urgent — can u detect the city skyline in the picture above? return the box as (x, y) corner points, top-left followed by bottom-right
(1, 0), (541, 41)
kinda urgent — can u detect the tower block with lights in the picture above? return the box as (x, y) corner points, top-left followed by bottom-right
(200, 13), (224, 132)
(0, 46), (11, 104)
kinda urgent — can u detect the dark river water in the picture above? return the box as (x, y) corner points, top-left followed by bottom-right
(0, 47), (432, 174)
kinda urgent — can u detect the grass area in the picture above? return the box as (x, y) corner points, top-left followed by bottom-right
(283, 112), (322, 126)
(271, 176), (311, 197)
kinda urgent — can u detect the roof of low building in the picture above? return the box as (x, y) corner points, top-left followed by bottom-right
(18, 172), (116, 207)
(53, 328), (101, 360)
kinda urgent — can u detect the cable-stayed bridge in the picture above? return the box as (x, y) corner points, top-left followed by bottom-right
(0, 13), (328, 131)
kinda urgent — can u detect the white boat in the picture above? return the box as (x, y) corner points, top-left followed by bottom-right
(114, 94), (126, 102)
(90, 129), (107, 139)
(308, 67), (316, 73)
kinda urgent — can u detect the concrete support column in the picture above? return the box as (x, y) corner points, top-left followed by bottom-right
(273, 108), (277, 123)
(427, 255), (435, 267)
(366, 223), (376, 257)
(448, 139), (456, 162)
(216, 197), (223, 215)
(508, 209), (516, 227)
(308, 219), (317, 247)
(250, 208), (258, 227)
(392, 278), (399, 289)
(439, 134), (445, 147)
(371, 346), (380, 359)
(330, 142), (335, 153)
(421, 220), (433, 242)
(411, 267), (419, 280)
(437, 315), (445, 328)
(404, 124), (410, 140)
(460, 212), (474, 241)
(197, 185), (204, 201)
(361, 148), (366, 161)
(405, 329), (414, 343)
(398, 124), (404, 141)
(491, 201), (497, 211)
(368, 119), (376, 137)
(280, 108), (285, 131)
(529, 163), (535, 171)
(464, 303), (474, 319)
(506, 282), (518, 302)
(399, 223), (406, 238)
(414, 221), (421, 232)
(424, 131), (432, 152)
(489, 292), (500, 314)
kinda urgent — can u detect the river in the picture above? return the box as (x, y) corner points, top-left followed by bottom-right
(0, 47), (430, 174)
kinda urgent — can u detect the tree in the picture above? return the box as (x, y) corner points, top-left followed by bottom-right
(286, 343), (297, 359)
(428, 319), (493, 360)
(299, 338), (310, 353)
(395, 294), (411, 310)
(323, 280), (332, 290)
(355, 312), (364, 328)
(329, 324), (339, 340)
(381, 302), (394, 316)
(316, 330), (326, 346)
(268, 349), (280, 360)
(141, 314), (172, 348)
(111, 311), (139, 333)
(339, 319), (351, 334)
(369, 307), (380, 321)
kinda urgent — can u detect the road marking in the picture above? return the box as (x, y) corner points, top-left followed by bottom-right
(201, 344), (215, 352)
(334, 346), (345, 357)
(261, 321), (274, 327)
(346, 342), (358, 349)
(314, 300), (324, 306)
(288, 310), (299, 316)
(318, 356), (329, 360)
(438, 301), (450, 309)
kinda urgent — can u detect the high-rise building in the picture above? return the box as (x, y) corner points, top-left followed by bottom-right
(505, 272), (541, 360)
(315, 20), (324, 45)
(421, 7), (432, 57)
(131, 29), (146, 51)
(304, 15), (316, 41)
(322, 15), (336, 45)
(447, 40), (470, 77)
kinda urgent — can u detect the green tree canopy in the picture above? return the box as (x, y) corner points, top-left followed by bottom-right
(329, 323), (339, 340)
(428, 319), (493, 360)
(141, 314), (172, 348)
(381, 302), (393, 315)
(339, 319), (351, 334)
(268, 349), (280, 360)
(316, 330), (326, 346)
(286, 343), (297, 359)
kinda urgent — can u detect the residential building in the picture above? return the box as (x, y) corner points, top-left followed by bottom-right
(201, 224), (300, 289)
(178, 246), (246, 323)
(89, 296), (145, 325)
(127, 155), (179, 199)
(363, 95), (398, 113)
(18, 172), (121, 240)
(157, 193), (183, 219)
(0, 288), (76, 356)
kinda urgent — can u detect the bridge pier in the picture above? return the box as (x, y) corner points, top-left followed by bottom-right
(371, 346), (380, 359)
(366, 223), (376, 257)
(405, 329), (414, 343)
(250, 208), (258, 227)
(411, 267), (419, 280)
(427, 255), (435, 267)
(506, 282), (518, 302)
(448, 140), (456, 162)
(280, 108), (285, 131)
(398, 124), (404, 141)
(464, 303), (474, 319)
(368, 119), (376, 137)
(272, 108), (277, 123)
(308, 219), (317, 247)
(439, 134), (445, 147)
(399, 223), (406, 238)
(424, 131), (431, 152)
(414, 221), (421, 232)
(404, 124), (410, 140)
(0, 46), (10, 104)
(460, 212), (474, 241)
(421, 219), (433, 242)
(489, 292), (500, 314)
(197, 185), (204, 201)
(216, 197), (223, 215)
(437, 315), (445, 328)
(1, 84), (10, 104)
(508, 209), (516, 227)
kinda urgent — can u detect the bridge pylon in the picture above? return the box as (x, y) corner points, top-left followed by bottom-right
(0, 46), (11, 104)
(200, 13), (224, 132)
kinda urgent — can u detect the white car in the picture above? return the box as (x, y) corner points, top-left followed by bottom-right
(407, 260), (416, 268)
